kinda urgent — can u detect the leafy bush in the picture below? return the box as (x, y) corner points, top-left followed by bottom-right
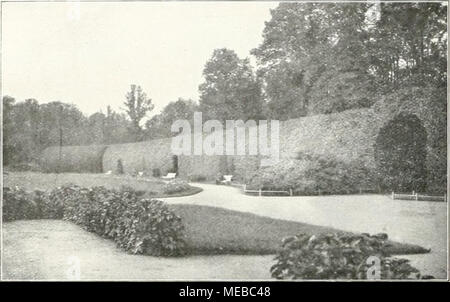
(374, 113), (428, 192)
(188, 174), (207, 182)
(152, 168), (161, 177)
(3, 187), (39, 221)
(271, 233), (427, 280)
(163, 179), (191, 194)
(2, 185), (186, 256)
(116, 159), (124, 174)
(247, 154), (376, 195)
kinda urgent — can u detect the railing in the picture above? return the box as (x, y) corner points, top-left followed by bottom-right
(391, 191), (447, 202)
(243, 184), (292, 196)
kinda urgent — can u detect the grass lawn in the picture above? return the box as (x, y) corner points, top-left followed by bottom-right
(169, 204), (430, 256)
(3, 172), (429, 257)
(3, 171), (202, 198)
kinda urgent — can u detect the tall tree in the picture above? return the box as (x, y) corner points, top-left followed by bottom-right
(252, 3), (375, 118)
(123, 84), (154, 141)
(199, 48), (263, 122)
(145, 98), (198, 139)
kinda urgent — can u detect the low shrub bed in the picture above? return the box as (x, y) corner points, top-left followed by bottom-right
(163, 179), (191, 195)
(271, 233), (430, 280)
(3, 185), (186, 256)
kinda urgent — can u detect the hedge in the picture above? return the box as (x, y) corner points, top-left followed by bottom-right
(40, 145), (107, 173)
(102, 138), (174, 175)
(271, 233), (429, 280)
(3, 185), (186, 256)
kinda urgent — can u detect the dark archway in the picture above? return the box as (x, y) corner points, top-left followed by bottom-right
(374, 113), (427, 192)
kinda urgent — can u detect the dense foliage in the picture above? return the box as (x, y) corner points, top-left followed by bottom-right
(3, 186), (186, 256)
(252, 2), (446, 119)
(271, 233), (426, 280)
(247, 154), (376, 195)
(375, 113), (428, 192)
(163, 179), (191, 195)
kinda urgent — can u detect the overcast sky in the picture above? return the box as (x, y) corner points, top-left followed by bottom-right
(2, 1), (278, 116)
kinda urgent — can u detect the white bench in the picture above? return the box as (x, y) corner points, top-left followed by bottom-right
(161, 172), (177, 180)
(220, 175), (233, 185)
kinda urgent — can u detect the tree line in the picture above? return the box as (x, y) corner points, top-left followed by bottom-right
(3, 2), (447, 167)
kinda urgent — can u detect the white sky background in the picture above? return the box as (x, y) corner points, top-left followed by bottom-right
(2, 1), (278, 116)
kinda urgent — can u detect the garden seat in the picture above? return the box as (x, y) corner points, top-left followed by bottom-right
(161, 172), (177, 180)
(220, 175), (233, 185)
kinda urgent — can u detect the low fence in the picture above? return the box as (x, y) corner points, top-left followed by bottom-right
(243, 185), (292, 196)
(391, 191), (447, 202)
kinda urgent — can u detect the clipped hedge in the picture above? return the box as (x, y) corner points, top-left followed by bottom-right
(40, 145), (107, 173)
(2, 185), (186, 256)
(271, 233), (428, 280)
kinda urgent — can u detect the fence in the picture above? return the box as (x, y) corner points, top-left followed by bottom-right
(243, 185), (292, 196)
(391, 191), (447, 202)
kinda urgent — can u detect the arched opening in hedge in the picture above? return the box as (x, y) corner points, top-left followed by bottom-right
(374, 113), (427, 192)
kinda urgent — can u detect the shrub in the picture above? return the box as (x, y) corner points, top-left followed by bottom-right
(152, 168), (161, 177)
(3, 187), (39, 221)
(2, 185), (186, 256)
(116, 159), (124, 174)
(163, 179), (191, 194)
(188, 174), (207, 182)
(271, 233), (426, 280)
(247, 154), (376, 195)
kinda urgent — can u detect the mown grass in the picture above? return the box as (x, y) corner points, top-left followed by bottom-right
(4, 172), (429, 256)
(3, 171), (202, 198)
(169, 204), (430, 256)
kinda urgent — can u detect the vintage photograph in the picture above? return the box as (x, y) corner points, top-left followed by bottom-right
(1, 1), (448, 281)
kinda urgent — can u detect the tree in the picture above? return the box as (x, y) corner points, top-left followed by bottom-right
(199, 48), (263, 122)
(369, 2), (447, 91)
(252, 3), (375, 118)
(123, 84), (154, 141)
(145, 98), (198, 140)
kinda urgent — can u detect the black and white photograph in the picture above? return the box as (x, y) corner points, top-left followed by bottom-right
(0, 0), (448, 283)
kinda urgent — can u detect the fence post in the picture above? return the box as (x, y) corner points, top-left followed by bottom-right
(289, 188), (293, 196)
(391, 191), (394, 200)
(415, 192), (418, 201)
(259, 188), (262, 197)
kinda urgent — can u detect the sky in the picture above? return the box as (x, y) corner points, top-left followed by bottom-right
(2, 1), (278, 116)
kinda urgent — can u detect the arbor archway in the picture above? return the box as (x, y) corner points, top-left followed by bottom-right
(374, 113), (427, 192)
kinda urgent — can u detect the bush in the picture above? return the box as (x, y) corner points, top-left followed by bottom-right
(188, 174), (207, 182)
(116, 159), (124, 174)
(163, 179), (191, 194)
(2, 185), (186, 256)
(152, 168), (161, 177)
(3, 187), (39, 221)
(271, 233), (427, 280)
(247, 154), (376, 195)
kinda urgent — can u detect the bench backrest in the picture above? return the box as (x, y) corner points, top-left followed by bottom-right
(223, 175), (233, 181)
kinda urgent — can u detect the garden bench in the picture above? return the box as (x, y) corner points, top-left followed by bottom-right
(220, 175), (233, 185)
(161, 172), (177, 180)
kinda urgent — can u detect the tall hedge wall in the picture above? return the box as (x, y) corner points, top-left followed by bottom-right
(40, 145), (107, 173)
(102, 138), (174, 175)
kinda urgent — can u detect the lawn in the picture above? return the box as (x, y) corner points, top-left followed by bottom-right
(169, 204), (429, 256)
(3, 171), (202, 198)
(3, 172), (429, 257)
